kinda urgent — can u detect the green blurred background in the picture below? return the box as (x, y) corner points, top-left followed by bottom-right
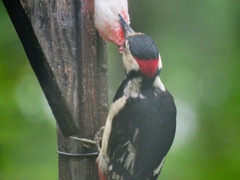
(1, 1), (240, 179)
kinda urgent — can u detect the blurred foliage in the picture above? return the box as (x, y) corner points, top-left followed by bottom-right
(0, 2), (57, 180)
(0, 0), (240, 179)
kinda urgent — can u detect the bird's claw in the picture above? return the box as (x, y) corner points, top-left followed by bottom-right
(70, 126), (105, 152)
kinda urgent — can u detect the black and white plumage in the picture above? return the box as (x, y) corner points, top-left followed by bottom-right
(97, 15), (176, 180)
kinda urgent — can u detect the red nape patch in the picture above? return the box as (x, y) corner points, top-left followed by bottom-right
(136, 58), (159, 78)
(98, 161), (107, 180)
(98, 171), (107, 180)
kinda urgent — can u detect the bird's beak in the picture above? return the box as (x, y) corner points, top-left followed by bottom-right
(119, 14), (134, 37)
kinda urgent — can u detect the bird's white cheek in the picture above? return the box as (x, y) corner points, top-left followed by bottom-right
(123, 52), (139, 73)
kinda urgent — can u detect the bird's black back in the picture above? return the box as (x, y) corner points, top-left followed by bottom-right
(108, 79), (176, 180)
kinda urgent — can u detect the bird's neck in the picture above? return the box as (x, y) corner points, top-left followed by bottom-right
(123, 73), (166, 98)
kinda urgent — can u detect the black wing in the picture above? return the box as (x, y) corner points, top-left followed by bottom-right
(107, 89), (176, 180)
(112, 78), (129, 102)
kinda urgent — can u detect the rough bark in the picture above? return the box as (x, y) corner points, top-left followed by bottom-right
(3, 0), (108, 179)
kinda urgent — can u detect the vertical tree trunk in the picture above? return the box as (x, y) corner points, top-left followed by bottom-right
(3, 0), (108, 179)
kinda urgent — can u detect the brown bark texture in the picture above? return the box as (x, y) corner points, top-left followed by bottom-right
(3, 0), (108, 179)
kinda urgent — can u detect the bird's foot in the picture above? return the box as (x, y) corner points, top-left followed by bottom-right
(70, 126), (105, 152)
(93, 126), (105, 151)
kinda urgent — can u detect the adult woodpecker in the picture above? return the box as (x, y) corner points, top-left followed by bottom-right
(97, 15), (176, 180)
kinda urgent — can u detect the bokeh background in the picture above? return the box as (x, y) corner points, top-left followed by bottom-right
(1, 1), (240, 179)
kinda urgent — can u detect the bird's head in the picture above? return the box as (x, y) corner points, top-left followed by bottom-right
(119, 14), (162, 79)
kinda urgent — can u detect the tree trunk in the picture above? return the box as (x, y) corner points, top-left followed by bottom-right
(3, 0), (108, 179)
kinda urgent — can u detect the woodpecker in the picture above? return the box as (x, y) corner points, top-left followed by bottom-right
(97, 15), (176, 180)
(94, 0), (130, 52)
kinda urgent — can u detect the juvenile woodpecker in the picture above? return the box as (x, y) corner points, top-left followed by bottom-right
(97, 15), (176, 180)
(94, 0), (130, 52)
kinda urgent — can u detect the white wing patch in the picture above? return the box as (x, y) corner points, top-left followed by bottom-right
(124, 150), (136, 173)
(124, 128), (139, 174)
(98, 96), (128, 174)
